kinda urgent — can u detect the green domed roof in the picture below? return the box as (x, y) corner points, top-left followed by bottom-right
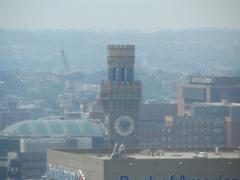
(2, 119), (104, 137)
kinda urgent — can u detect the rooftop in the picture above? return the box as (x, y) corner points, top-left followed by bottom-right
(188, 76), (240, 86)
(126, 151), (240, 160)
(55, 149), (240, 160)
(192, 102), (240, 107)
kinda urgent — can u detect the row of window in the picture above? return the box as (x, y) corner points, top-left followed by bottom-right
(140, 136), (224, 143)
(140, 143), (224, 149)
(140, 128), (224, 134)
(175, 121), (224, 126)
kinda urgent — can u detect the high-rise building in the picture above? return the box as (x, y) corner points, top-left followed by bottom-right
(100, 45), (142, 148)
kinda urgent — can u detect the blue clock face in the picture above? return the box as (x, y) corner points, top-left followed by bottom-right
(114, 115), (135, 136)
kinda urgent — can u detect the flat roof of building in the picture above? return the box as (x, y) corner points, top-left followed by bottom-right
(53, 149), (240, 160)
(128, 151), (240, 160)
(192, 102), (240, 107)
(187, 76), (240, 85)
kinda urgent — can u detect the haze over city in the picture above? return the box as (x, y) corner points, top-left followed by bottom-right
(0, 0), (240, 32)
(0, 0), (240, 180)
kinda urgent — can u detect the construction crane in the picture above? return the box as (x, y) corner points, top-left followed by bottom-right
(60, 49), (70, 75)
(60, 49), (74, 113)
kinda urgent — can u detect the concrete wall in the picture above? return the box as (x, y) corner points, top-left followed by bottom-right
(104, 158), (240, 180)
(47, 150), (105, 180)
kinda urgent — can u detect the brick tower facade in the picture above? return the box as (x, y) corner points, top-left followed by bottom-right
(100, 44), (142, 148)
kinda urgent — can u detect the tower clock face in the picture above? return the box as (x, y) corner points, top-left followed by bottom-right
(104, 115), (110, 136)
(114, 115), (135, 136)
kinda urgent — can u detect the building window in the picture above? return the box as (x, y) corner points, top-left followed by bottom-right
(112, 67), (117, 81)
(121, 67), (126, 81)
(118, 101), (122, 109)
(127, 68), (133, 81)
(182, 121), (186, 126)
(206, 136), (210, 142)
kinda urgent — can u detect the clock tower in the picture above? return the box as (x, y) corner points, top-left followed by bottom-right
(100, 44), (142, 148)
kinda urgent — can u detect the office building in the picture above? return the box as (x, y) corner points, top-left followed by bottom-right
(177, 76), (240, 116)
(47, 149), (240, 180)
(139, 102), (240, 149)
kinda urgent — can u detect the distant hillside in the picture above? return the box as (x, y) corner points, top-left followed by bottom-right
(0, 29), (240, 74)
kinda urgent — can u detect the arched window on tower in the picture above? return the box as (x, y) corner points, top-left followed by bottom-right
(127, 68), (131, 82)
(121, 67), (126, 81)
(112, 67), (117, 81)
(127, 67), (134, 82)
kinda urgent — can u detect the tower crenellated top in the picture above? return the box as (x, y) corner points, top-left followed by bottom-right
(107, 44), (134, 49)
(107, 44), (135, 58)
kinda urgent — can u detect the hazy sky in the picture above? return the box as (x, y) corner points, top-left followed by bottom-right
(0, 0), (240, 32)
